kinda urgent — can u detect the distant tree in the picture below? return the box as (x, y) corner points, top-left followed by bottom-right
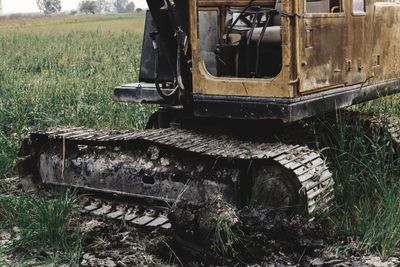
(136, 8), (143, 13)
(114, 0), (135, 13)
(36, 0), (62, 14)
(79, 0), (97, 14)
(95, 0), (114, 13)
(125, 1), (135, 12)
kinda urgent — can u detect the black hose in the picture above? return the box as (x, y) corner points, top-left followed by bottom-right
(246, 14), (258, 77)
(152, 33), (179, 100)
(225, 0), (256, 44)
(175, 28), (185, 91)
(255, 12), (271, 77)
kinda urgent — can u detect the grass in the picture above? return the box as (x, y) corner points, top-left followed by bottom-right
(0, 14), (146, 34)
(213, 204), (239, 257)
(313, 107), (400, 258)
(0, 13), (154, 265)
(0, 132), (18, 179)
(0, 13), (154, 179)
(0, 11), (400, 264)
(0, 191), (81, 265)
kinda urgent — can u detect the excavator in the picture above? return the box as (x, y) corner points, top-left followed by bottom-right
(17, 0), (400, 233)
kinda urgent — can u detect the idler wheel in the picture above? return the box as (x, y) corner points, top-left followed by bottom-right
(249, 162), (307, 213)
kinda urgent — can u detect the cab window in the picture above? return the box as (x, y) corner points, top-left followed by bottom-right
(353, 0), (366, 13)
(306, 0), (343, 13)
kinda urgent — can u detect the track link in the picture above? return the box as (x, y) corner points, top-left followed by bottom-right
(336, 111), (400, 146)
(79, 198), (172, 230)
(18, 127), (334, 216)
(363, 115), (400, 144)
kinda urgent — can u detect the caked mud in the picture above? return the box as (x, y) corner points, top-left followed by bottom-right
(2, 178), (399, 266)
(169, 194), (326, 266)
(75, 201), (398, 267)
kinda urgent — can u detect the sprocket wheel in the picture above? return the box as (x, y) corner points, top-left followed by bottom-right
(249, 163), (306, 212)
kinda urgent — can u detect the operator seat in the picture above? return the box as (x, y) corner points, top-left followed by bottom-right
(249, 1), (282, 46)
(274, 0), (282, 25)
(242, 1), (282, 77)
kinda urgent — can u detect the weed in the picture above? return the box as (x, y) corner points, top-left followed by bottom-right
(92, 236), (108, 248)
(313, 107), (400, 257)
(0, 191), (81, 265)
(0, 132), (18, 179)
(0, 13), (153, 265)
(0, 14), (155, 179)
(214, 204), (239, 257)
(1, 11), (400, 263)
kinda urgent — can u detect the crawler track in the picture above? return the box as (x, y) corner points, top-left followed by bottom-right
(18, 127), (334, 216)
(333, 111), (400, 146)
(78, 197), (172, 230)
(363, 115), (400, 144)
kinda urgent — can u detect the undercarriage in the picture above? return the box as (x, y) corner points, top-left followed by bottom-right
(15, 0), (400, 253)
(18, 123), (334, 216)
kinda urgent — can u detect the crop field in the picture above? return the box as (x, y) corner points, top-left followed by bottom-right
(0, 14), (154, 179)
(0, 14), (160, 266)
(0, 13), (400, 266)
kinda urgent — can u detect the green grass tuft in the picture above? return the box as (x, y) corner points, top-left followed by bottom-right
(0, 15), (155, 180)
(0, 191), (81, 265)
(214, 205), (239, 257)
(314, 108), (400, 258)
(0, 132), (18, 179)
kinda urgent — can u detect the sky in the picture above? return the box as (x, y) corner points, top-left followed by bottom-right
(1, 0), (148, 14)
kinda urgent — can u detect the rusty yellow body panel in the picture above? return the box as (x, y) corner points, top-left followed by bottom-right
(190, 0), (296, 98)
(370, 2), (400, 81)
(189, 0), (400, 99)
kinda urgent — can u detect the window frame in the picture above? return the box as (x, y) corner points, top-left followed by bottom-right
(352, 0), (367, 16)
(303, 0), (345, 19)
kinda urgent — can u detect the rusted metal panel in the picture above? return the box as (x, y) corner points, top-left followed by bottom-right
(192, 79), (400, 122)
(197, 0), (276, 7)
(370, 2), (400, 82)
(299, 14), (347, 92)
(190, 0), (296, 98)
(188, 0), (400, 101)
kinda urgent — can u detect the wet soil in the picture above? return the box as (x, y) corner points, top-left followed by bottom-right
(74, 210), (399, 267)
(1, 178), (399, 266)
(1, 200), (399, 267)
(76, 214), (174, 266)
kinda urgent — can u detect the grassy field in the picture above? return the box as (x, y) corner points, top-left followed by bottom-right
(0, 14), (156, 265)
(0, 14), (154, 178)
(0, 13), (400, 265)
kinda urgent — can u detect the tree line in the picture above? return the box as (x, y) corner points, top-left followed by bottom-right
(0, 0), (137, 15)
(79, 0), (137, 15)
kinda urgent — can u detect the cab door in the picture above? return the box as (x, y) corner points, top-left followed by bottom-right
(344, 0), (368, 85)
(369, 1), (400, 81)
(299, 0), (347, 93)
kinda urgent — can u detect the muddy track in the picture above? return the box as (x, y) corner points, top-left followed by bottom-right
(18, 127), (334, 216)
(360, 113), (400, 144)
(12, 117), (400, 266)
(78, 196), (172, 230)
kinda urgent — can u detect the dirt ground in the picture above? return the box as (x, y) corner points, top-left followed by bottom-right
(71, 213), (400, 267)
(1, 205), (400, 266)
(71, 204), (400, 267)
(1, 179), (399, 267)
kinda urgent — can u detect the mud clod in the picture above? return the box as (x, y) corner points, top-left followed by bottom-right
(78, 214), (171, 266)
(169, 194), (327, 266)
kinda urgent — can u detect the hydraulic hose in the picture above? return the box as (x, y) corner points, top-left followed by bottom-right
(225, 0), (256, 44)
(175, 28), (186, 92)
(152, 32), (179, 100)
